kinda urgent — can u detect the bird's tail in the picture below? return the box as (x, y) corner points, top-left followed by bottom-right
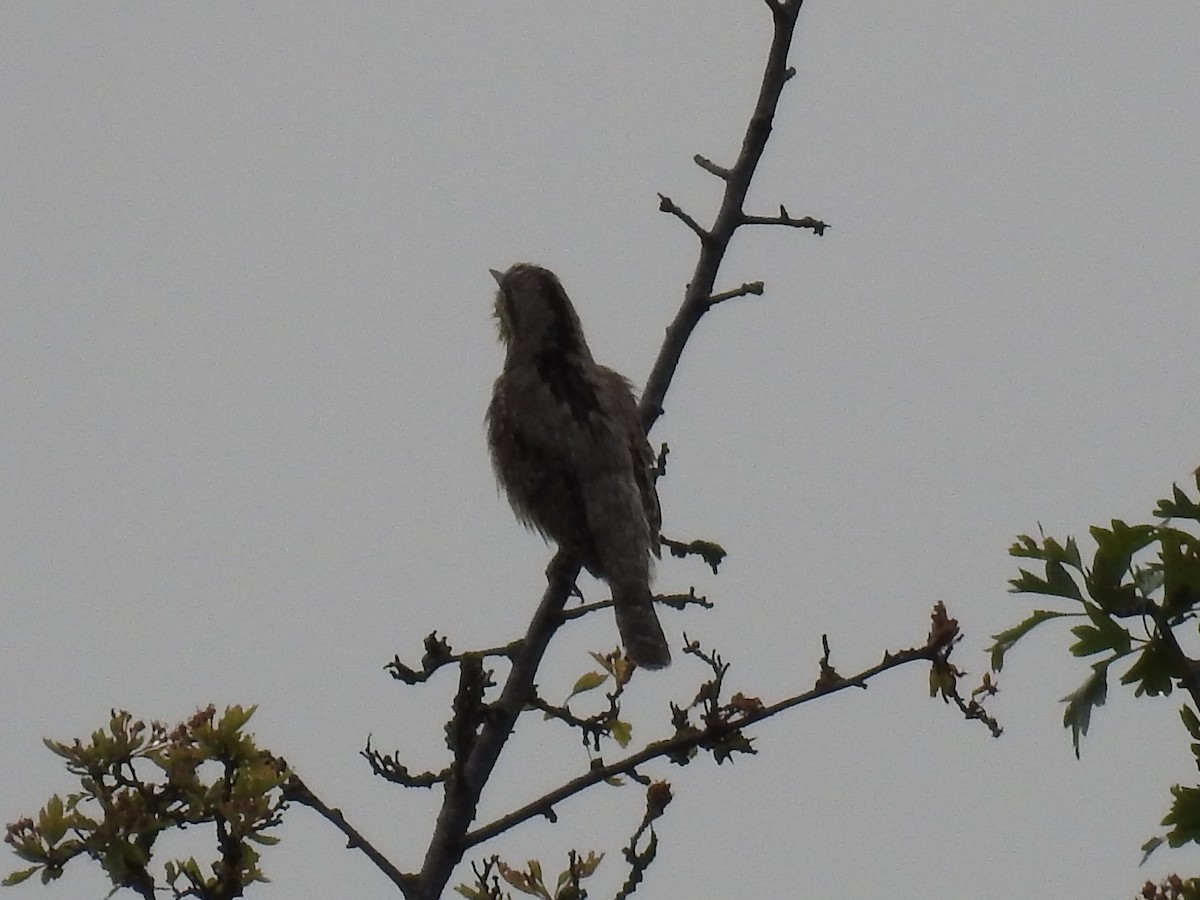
(613, 584), (671, 669)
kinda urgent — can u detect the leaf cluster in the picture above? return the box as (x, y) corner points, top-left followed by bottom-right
(458, 850), (603, 900)
(4, 706), (287, 899)
(992, 469), (1200, 878)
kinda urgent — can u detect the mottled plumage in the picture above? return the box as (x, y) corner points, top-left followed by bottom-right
(486, 263), (670, 668)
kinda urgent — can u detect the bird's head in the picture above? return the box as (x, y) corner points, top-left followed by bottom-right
(489, 263), (588, 359)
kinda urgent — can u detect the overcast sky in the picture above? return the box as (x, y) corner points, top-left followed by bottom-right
(4, 4), (1200, 898)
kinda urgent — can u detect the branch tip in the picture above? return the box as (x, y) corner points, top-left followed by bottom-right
(741, 208), (829, 236)
(707, 281), (765, 307)
(693, 153), (731, 180)
(656, 192), (710, 242)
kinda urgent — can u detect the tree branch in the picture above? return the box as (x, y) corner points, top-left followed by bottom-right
(707, 281), (765, 307)
(656, 193), (710, 242)
(463, 630), (955, 848)
(692, 154), (730, 180)
(410, 556), (581, 900)
(741, 204), (828, 235)
(284, 775), (415, 897)
(640, 0), (818, 432)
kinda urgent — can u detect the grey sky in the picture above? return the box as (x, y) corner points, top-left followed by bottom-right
(4, 4), (1200, 897)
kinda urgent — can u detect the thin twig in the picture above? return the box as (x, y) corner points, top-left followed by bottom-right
(692, 154), (731, 180)
(708, 281), (765, 306)
(656, 193), (710, 242)
(284, 775), (416, 896)
(464, 635), (946, 848)
(741, 204), (828, 235)
(640, 0), (815, 431)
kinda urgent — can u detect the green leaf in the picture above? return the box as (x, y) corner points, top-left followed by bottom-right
(1162, 784), (1200, 848)
(1072, 604), (1131, 658)
(610, 719), (632, 748)
(1140, 834), (1165, 864)
(1068, 625), (1114, 658)
(38, 795), (66, 846)
(1160, 529), (1200, 617)
(2, 867), (39, 887)
(1120, 640), (1176, 698)
(710, 729), (755, 764)
(1182, 706), (1200, 742)
(1009, 560), (1085, 602)
(1043, 560), (1084, 601)
(1061, 663), (1108, 758)
(560, 851), (602, 884)
(989, 610), (1072, 672)
(1008, 568), (1053, 596)
(1156, 481), (1200, 522)
(1009, 531), (1082, 568)
(218, 705), (256, 737)
(1087, 521), (1158, 611)
(1042, 535), (1084, 569)
(499, 860), (549, 899)
(1092, 520), (1159, 565)
(1009, 534), (1045, 560)
(565, 671), (607, 701)
(41, 738), (77, 761)
(929, 661), (956, 700)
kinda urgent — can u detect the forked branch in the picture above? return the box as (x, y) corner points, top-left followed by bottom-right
(641, 0), (820, 432)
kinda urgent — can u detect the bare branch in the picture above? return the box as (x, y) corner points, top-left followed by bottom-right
(386, 633), (518, 684)
(560, 588), (707, 621)
(285, 775), (417, 898)
(707, 281), (765, 306)
(693, 153), (731, 180)
(656, 193), (710, 242)
(360, 735), (448, 789)
(527, 692), (620, 752)
(741, 204), (828, 235)
(640, 0), (819, 433)
(463, 624), (970, 848)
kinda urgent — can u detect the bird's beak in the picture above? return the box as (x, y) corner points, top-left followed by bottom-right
(489, 268), (504, 287)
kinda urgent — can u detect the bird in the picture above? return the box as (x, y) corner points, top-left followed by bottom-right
(486, 263), (671, 669)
